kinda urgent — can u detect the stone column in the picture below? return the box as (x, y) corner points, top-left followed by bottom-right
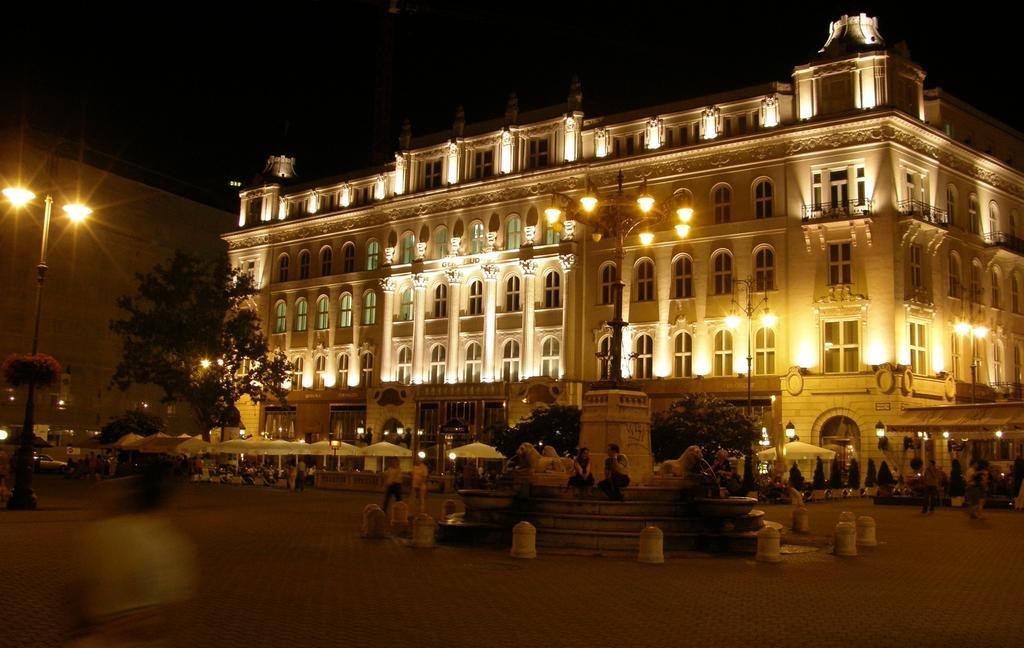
(446, 269), (463, 383)
(521, 260), (537, 377)
(412, 273), (427, 383)
(379, 277), (395, 383)
(559, 253), (577, 379)
(482, 264), (498, 382)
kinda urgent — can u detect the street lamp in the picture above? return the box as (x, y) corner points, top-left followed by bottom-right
(955, 320), (988, 403)
(3, 187), (90, 510)
(545, 172), (694, 386)
(785, 421), (796, 441)
(724, 277), (777, 417)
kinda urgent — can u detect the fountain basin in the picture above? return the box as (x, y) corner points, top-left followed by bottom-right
(458, 489), (516, 510)
(695, 496), (757, 518)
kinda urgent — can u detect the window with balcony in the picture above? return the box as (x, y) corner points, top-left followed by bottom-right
(823, 320), (859, 373)
(828, 243), (852, 285)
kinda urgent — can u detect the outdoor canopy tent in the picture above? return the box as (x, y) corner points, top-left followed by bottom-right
(757, 441), (836, 462)
(305, 440), (359, 456)
(360, 441), (412, 457)
(111, 433), (145, 449)
(450, 442), (505, 459)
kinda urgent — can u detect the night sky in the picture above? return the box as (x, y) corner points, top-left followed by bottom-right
(1, 2), (1016, 210)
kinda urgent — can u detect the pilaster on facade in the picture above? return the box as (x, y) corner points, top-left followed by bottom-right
(482, 263), (499, 382)
(412, 273), (427, 383)
(520, 259), (537, 378)
(379, 276), (396, 384)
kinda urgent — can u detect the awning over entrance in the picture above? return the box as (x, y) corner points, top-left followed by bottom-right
(889, 402), (1024, 433)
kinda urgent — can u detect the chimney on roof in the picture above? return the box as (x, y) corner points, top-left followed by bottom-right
(567, 75), (583, 112)
(505, 92), (519, 125)
(399, 118), (412, 150)
(452, 105), (465, 138)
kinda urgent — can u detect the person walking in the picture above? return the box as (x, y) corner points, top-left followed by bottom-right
(296, 459), (307, 493)
(965, 460), (989, 520)
(411, 458), (429, 513)
(382, 458), (403, 512)
(922, 459), (941, 514)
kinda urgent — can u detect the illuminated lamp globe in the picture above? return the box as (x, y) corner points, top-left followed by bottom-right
(674, 224), (690, 238)
(996, 430), (1003, 439)
(973, 325), (989, 339)
(942, 431), (950, 439)
(0, 429), (8, 441)
(63, 203), (92, 223)
(676, 206), (694, 223)
(638, 231), (654, 246)
(875, 421), (886, 438)
(636, 193), (655, 213)
(591, 232), (603, 242)
(200, 359), (211, 369)
(784, 421), (796, 440)
(544, 205), (562, 224)
(580, 194), (598, 212)
(3, 187), (36, 207)
(760, 310), (778, 327)
(417, 450), (426, 459)
(953, 321), (972, 336)
(725, 314), (742, 330)
(448, 452), (457, 461)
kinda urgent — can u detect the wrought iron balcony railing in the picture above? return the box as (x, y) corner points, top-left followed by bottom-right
(898, 199), (948, 226)
(990, 382), (1024, 401)
(984, 231), (1024, 256)
(802, 199), (872, 222)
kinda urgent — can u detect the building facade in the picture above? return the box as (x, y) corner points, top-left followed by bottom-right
(225, 14), (1024, 470)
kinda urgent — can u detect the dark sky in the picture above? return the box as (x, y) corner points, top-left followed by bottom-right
(1, 2), (1017, 210)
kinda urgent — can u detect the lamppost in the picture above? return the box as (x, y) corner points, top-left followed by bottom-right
(724, 277), (777, 418)
(543, 171), (693, 386)
(330, 435), (340, 471)
(785, 421), (798, 443)
(954, 320), (988, 403)
(3, 187), (91, 510)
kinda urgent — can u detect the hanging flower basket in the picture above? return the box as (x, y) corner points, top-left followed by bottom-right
(2, 353), (63, 387)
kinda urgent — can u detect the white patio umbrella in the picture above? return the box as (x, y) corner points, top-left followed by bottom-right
(306, 440), (359, 456)
(360, 441), (412, 457)
(112, 433), (145, 449)
(779, 441), (836, 460)
(450, 442), (505, 459)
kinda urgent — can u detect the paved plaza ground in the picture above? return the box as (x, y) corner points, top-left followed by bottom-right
(2, 476), (1023, 647)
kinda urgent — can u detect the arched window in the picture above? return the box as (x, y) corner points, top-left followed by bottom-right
(714, 330), (733, 376)
(315, 296), (330, 330)
(321, 247), (333, 276)
(968, 193), (979, 234)
(274, 301), (287, 333)
(434, 226), (449, 259)
(544, 270), (561, 308)
(633, 334), (653, 379)
(433, 284), (448, 318)
(429, 345), (447, 384)
(754, 327), (776, 375)
(505, 216), (521, 250)
(468, 280), (483, 315)
(1012, 274), (1021, 314)
(754, 247), (775, 291)
(293, 357), (304, 390)
(673, 256), (693, 299)
(600, 263), (617, 305)
(971, 260), (983, 304)
(635, 259), (655, 302)
(597, 336), (612, 380)
(674, 332), (692, 378)
(541, 337), (560, 378)
(993, 341), (1004, 384)
(366, 240), (380, 270)
(949, 254), (962, 298)
(299, 251), (311, 279)
(469, 221), (485, 254)
(337, 353), (350, 387)
(992, 269), (1002, 309)
(989, 201), (1000, 236)
(342, 243), (356, 273)
(713, 185), (731, 224)
(754, 179), (773, 219)
(946, 185), (957, 228)
(400, 232), (416, 264)
(399, 287), (414, 321)
(502, 340), (521, 382)
(294, 299), (308, 331)
(464, 342), (482, 383)
(362, 291), (377, 325)
(712, 251), (733, 295)
(278, 254), (290, 282)
(505, 275), (521, 311)
(314, 356), (327, 390)
(338, 293), (353, 328)
(360, 352), (374, 387)
(396, 347), (412, 385)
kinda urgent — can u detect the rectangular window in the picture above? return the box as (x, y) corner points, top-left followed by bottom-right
(812, 171), (822, 210)
(474, 150), (494, 179)
(856, 167), (866, 206)
(829, 169), (849, 207)
(828, 242), (852, 285)
(527, 139), (549, 169)
(909, 245), (923, 290)
(423, 160), (443, 189)
(664, 128), (674, 148)
(625, 137), (635, 156)
(679, 127), (688, 146)
(823, 320), (860, 373)
(737, 114), (748, 135)
(908, 322), (928, 375)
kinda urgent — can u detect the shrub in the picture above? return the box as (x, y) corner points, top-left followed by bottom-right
(949, 459), (966, 497)
(865, 458), (877, 487)
(812, 457), (827, 489)
(789, 462), (804, 488)
(2, 353), (62, 388)
(829, 455), (844, 489)
(910, 457), (923, 472)
(847, 458), (861, 489)
(877, 461), (895, 486)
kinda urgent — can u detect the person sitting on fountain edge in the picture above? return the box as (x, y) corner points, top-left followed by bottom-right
(568, 447), (595, 496)
(598, 444), (630, 501)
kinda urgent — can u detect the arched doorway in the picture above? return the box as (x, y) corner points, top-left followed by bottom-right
(819, 416), (861, 468)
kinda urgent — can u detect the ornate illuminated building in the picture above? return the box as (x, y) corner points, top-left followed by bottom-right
(226, 14), (1024, 469)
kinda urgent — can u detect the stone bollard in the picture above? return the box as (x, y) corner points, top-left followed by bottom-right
(363, 507), (389, 539)
(390, 501), (409, 528)
(410, 514), (436, 548)
(638, 526), (664, 564)
(856, 516), (878, 547)
(362, 504), (382, 535)
(834, 521), (857, 556)
(792, 507), (809, 533)
(443, 499), (458, 519)
(510, 521), (537, 559)
(755, 526), (782, 563)
(838, 511), (856, 524)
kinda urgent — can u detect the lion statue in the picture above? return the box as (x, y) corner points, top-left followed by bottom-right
(515, 442), (568, 473)
(658, 445), (703, 477)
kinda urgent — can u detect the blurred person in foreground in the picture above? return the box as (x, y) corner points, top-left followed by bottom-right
(67, 460), (197, 647)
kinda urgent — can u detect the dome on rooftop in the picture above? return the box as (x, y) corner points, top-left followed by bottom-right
(817, 13), (886, 59)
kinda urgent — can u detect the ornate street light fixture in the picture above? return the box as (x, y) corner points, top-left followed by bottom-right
(785, 421), (797, 441)
(545, 171), (694, 386)
(725, 277), (778, 417)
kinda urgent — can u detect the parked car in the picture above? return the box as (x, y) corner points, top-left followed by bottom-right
(33, 454), (67, 473)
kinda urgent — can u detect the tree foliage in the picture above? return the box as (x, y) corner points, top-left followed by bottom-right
(812, 457), (827, 489)
(2, 353), (62, 387)
(489, 405), (581, 459)
(110, 251), (291, 435)
(789, 462), (804, 488)
(877, 460), (895, 486)
(865, 458), (877, 487)
(847, 458), (861, 489)
(649, 394), (758, 462)
(829, 455), (844, 489)
(100, 410), (164, 444)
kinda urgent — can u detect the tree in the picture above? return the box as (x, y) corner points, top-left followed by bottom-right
(865, 458), (877, 487)
(847, 458), (861, 489)
(110, 251), (291, 436)
(829, 455), (844, 489)
(877, 461), (895, 486)
(812, 457), (827, 489)
(949, 459), (966, 497)
(490, 405), (581, 459)
(789, 462), (804, 488)
(650, 394), (758, 462)
(99, 411), (164, 444)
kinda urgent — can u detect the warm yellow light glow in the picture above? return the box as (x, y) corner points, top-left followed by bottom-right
(63, 203), (92, 223)
(544, 205), (562, 224)
(637, 194), (655, 213)
(580, 195), (598, 212)
(973, 325), (989, 339)
(796, 340), (817, 368)
(996, 430), (1003, 438)
(725, 314), (742, 330)
(639, 231), (654, 246)
(301, 375), (313, 389)
(417, 451), (426, 459)
(942, 431), (949, 439)
(0, 429), (8, 441)
(323, 374), (336, 388)
(954, 321), (972, 337)
(761, 311), (778, 327)
(865, 342), (888, 366)
(3, 187), (36, 206)
(200, 359), (211, 369)
(676, 207), (693, 223)
(448, 452), (457, 461)
(675, 224), (690, 238)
